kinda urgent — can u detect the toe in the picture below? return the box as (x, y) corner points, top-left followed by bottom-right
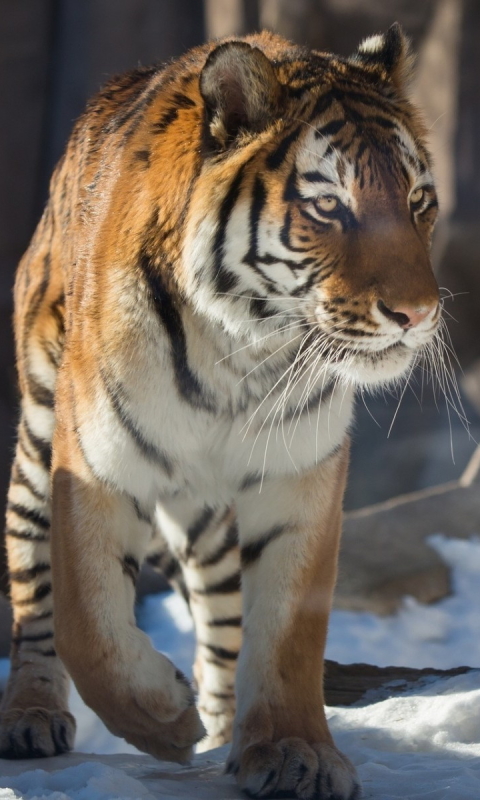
(238, 743), (284, 797)
(0, 708), (76, 759)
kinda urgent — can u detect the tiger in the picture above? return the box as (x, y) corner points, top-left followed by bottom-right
(0, 22), (440, 800)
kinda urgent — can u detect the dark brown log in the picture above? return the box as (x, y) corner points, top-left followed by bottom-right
(324, 660), (471, 706)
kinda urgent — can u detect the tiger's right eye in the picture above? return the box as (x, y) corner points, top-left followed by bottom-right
(316, 196), (339, 213)
(410, 187), (425, 207)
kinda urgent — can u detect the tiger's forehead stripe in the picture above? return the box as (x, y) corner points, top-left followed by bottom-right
(293, 111), (428, 203)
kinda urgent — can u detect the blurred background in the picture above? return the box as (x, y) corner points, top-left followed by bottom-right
(1, 0), (480, 596)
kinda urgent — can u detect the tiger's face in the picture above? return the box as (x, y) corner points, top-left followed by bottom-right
(185, 26), (440, 389)
(260, 103), (439, 387)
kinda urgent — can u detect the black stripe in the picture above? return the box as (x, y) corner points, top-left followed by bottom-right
(147, 551), (180, 580)
(8, 502), (49, 530)
(199, 520), (238, 567)
(196, 572), (241, 595)
(420, 198), (439, 215)
(11, 464), (47, 503)
(10, 563), (50, 584)
(200, 643), (239, 661)
(301, 171), (334, 184)
(290, 268), (320, 295)
(22, 253), (51, 356)
(29, 610), (53, 621)
(340, 327), (374, 337)
(130, 497), (152, 525)
(107, 71), (161, 135)
(140, 256), (217, 412)
(207, 616), (242, 627)
(22, 647), (56, 657)
(186, 507), (215, 557)
(212, 168), (246, 295)
(366, 114), (396, 129)
(22, 419), (52, 472)
(13, 631), (53, 644)
(175, 668), (192, 692)
(134, 149), (150, 166)
(298, 207), (332, 229)
(206, 691), (235, 700)
(205, 657), (230, 669)
(198, 706), (229, 716)
(121, 555), (139, 585)
(152, 93), (195, 135)
(214, 265), (238, 294)
(100, 369), (174, 475)
(152, 105), (179, 134)
(172, 93), (195, 109)
(283, 166), (301, 203)
(266, 125), (302, 170)
(279, 209), (308, 253)
(68, 383), (115, 486)
(257, 252), (315, 273)
(26, 373), (54, 408)
(248, 295), (277, 320)
(6, 528), (48, 543)
(15, 583), (52, 605)
(315, 118), (346, 139)
(309, 91), (336, 122)
(241, 524), (288, 568)
(243, 175), (267, 267)
(131, 497), (152, 525)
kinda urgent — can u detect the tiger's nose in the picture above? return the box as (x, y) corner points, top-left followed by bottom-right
(377, 300), (437, 330)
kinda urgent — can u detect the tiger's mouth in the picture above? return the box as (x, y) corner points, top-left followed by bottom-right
(313, 333), (419, 387)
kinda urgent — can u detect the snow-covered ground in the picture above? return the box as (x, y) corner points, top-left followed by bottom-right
(1, 534), (480, 798)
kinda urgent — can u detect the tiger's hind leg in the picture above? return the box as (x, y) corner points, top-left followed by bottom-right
(150, 503), (242, 751)
(0, 237), (75, 758)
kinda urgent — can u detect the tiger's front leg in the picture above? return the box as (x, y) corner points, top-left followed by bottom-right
(229, 442), (361, 800)
(50, 414), (205, 762)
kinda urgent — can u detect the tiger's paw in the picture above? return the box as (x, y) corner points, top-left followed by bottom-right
(227, 738), (361, 799)
(0, 707), (76, 759)
(122, 703), (206, 763)
(76, 656), (206, 764)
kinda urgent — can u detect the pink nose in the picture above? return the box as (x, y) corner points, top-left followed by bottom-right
(377, 300), (438, 330)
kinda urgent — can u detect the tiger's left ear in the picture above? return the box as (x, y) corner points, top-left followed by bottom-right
(350, 22), (414, 91)
(200, 41), (284, 150)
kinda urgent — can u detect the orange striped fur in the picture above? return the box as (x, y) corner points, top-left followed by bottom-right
(1, 25), (440, 799)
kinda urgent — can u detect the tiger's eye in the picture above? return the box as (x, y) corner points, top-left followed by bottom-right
(316, 195), (339, 213)
(410, 187), (425, 206)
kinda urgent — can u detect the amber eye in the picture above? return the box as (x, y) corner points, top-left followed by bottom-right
(316, 195), (339, 213)
(410, 186), (425, 207)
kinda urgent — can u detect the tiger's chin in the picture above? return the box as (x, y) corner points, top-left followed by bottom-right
(332, 342), (417, 389)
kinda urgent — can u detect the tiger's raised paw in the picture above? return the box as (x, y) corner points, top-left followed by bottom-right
(228, 738), (361, 799)
(0, 707), (76, 759)
(121, 704), (206, 764)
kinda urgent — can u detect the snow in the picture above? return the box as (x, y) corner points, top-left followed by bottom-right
(0, 759), (157, 800)
(331, 671), (480, 799)
(1, 535), (480, 798)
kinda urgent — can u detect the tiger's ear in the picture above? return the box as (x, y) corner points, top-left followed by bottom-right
(200, 41), (284, 150)
(350, 22), (414, 91)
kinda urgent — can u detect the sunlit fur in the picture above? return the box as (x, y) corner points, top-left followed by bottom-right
(1, 25), (446, 800)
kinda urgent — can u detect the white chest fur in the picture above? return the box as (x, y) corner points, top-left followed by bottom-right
(76, 304), (354, 508)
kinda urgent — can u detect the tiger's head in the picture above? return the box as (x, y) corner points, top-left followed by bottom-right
(182, 24), (440, 388)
